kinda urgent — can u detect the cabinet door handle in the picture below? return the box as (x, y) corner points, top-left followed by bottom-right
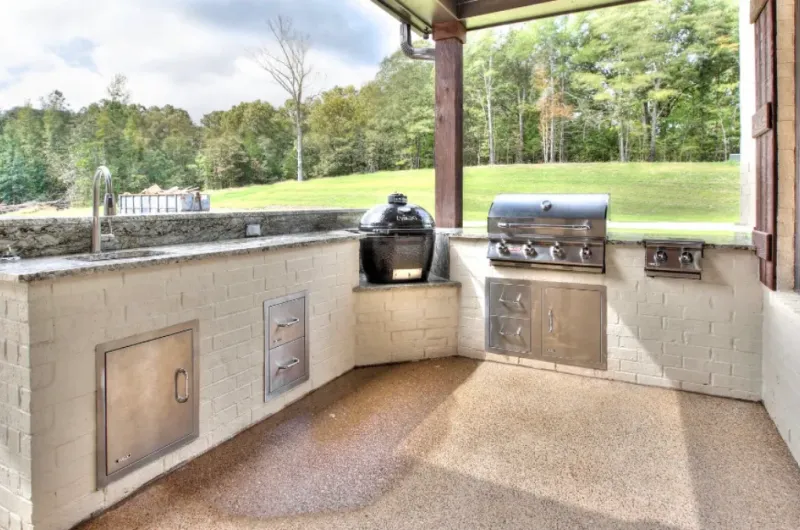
(277, 357), (300, 371)
(277, 317), (300, 328)
(548, 310), (554, 334)
(175, 368), (190, 404)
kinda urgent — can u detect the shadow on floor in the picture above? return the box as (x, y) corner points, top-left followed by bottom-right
(77, 358), (800, 530)
(80, 359), (479, 529)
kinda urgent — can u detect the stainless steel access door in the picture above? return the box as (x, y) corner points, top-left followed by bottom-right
(541, 285), (606, 369)
(97, 321), (199, 488)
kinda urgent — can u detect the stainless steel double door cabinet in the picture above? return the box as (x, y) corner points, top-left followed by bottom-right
(486, 278), (606, 370)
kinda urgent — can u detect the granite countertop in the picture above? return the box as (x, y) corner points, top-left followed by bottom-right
(353, 273), (461, 292)
(0, 231), (363, 282)
(447, 229), (754, 250)
(0, 208), (367, 225)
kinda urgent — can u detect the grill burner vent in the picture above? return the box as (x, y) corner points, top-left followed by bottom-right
(487, 194), (609, 273)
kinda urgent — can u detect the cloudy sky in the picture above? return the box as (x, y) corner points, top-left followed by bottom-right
(0, 0), (399, 120)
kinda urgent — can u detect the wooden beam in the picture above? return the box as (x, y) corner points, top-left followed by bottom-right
(432, 0), (460, 22)
(434, 23), (465, 229)
(458, 0), (557, 19)
(432, 20), (467, 43)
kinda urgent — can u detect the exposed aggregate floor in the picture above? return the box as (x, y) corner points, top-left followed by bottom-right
(78, 358), (800, 530)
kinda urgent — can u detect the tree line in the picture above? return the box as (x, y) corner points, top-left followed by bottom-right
(0, 0), (739, 205)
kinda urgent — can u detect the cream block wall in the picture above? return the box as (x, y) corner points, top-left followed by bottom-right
(762, 291), (800, 464)
(23, 240), (358, 530)
(354, 286), (459, 366)
(761, 0), (800, 470)
(0, 282), (32, 530)
(451, 239), (763, 400)
(775, 0), (796, 290)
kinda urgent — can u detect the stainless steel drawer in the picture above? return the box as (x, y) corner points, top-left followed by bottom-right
(268, 337), (307, 393)
(488, 316), (532, 354)
(488, 279), (531, 318)
(268, 297), (305, 349)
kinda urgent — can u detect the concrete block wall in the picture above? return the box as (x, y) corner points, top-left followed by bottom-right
(775, 0), (796, 290)
(354, 286), (459, 366)
(763, 291), (800, 464)
(0, 282), (32, 530)
(25, 240), (359, 530)
(452, 240), (763, 400)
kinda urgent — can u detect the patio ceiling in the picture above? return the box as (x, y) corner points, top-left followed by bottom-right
(371, 0), (646, 34)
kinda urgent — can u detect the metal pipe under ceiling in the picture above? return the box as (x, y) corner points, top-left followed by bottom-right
(400, 23), (435, 61)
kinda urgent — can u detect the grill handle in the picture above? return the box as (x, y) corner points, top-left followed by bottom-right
(497, 222), (591, 231)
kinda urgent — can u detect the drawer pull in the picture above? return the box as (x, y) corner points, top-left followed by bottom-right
(498, 291), (523, 306)
(175, 368), (190, 404)
(277, 317), (301, 328)
(277, 357), (300, 371)
(499, 325), (522, 337)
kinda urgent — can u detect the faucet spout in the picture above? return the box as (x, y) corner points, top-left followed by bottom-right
(92, 166), (116, 253)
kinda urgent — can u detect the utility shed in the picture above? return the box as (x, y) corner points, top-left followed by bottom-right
(369, 0), (647, 228)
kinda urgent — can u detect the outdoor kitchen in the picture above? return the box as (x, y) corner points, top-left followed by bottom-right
(0, 0), (797, 529)
(0, 184), (781, 530)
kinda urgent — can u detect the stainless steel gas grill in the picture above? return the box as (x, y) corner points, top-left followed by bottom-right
(487, 194), (609, 273)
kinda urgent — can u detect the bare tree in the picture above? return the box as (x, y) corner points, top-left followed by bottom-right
(253, 16), (312, 182)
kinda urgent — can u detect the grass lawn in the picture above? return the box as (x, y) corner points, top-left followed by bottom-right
(210, 162), (740, 223)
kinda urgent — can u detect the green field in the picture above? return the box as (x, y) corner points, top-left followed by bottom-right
(210, 162), (740, 223)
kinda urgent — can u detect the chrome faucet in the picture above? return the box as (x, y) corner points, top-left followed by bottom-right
(92, 166), (116, 253)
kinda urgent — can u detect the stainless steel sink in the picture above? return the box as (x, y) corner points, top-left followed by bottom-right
(68, 249), (166, 262)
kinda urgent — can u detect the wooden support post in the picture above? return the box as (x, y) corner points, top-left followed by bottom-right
(433, 22), (466, 229)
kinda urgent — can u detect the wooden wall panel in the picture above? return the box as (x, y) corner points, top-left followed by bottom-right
(752, 0), (777, 290)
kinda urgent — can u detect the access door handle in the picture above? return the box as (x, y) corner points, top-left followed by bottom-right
(277, 317), (300, 328)
(277, 357), (300, 371)
(548, 310), (554, 334)
(175, 368), (190, 404)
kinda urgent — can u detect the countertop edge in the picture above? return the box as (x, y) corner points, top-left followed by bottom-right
(0, 231), (364, 283)
(353, 274), (461, 292)
(448, 233), (755, 251)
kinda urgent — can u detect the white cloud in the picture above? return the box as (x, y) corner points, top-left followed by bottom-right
(0, 0), (398, 119)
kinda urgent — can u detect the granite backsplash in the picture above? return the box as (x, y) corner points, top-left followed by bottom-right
(0, 209), (366, 258)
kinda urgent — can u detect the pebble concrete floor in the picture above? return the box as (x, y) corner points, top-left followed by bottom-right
(78, 358), (800, 530)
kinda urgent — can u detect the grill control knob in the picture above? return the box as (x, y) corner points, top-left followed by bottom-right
(655, 249), (668, 265)
(524, 241), (536, 257)
(551, 242), (565, 260)
(580, 246), (592, 260)
(679, 251), (694, 265)
(497, 240), (509, 255)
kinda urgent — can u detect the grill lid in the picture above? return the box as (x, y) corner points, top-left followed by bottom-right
(488, 194), (609, 220)
(359, 192), (435, 233)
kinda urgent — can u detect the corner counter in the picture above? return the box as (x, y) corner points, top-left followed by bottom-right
(0, 231), (361, 530)
(449, 233), (763, 402)
(353, 274), (460, 367)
